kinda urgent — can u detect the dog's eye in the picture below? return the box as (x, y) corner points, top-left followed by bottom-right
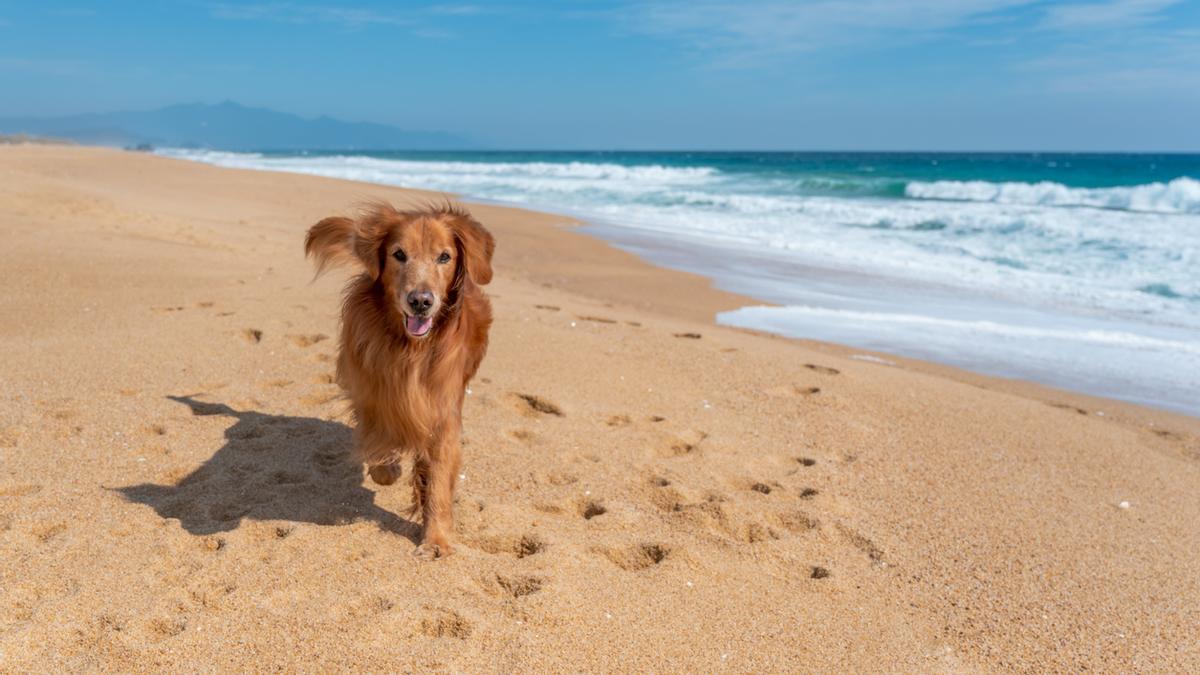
(393, 249), (407, 263)
(437, 251), (451, 264)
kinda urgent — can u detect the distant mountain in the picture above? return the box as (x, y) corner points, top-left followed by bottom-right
(0, 101), (477, 150)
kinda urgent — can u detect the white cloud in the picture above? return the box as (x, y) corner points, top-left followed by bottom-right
(627, 0), (1037, 63)
(1037, 0), (1181, 31)
(1009, 15), (1200, 102)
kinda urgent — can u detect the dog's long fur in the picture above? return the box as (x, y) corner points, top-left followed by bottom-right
(305, 201), (494, 559)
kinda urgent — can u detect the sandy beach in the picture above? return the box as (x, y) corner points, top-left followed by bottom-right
(2, 144), (1198, 672)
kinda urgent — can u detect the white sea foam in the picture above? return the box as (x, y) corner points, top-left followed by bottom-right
(905, 177), (1200, 214)
(158, 149), (715, 187)
(722, 305), (1200, 356)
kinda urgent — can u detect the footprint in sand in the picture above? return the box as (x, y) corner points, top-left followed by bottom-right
(647, 479), (686, 513)
(578, 498), (607, 520)
(577, 315), (618, 324)
(810, 566), (831, 579)
(189, 579), (237, 609)
(605, 414), (632, 427)
(739, 522), (780, 544)
(771, 510), (820, 533)
(512, 393), (564, 417)
(796, 457), (817, 467)
(674, 332), (702, 339)
(534, 304), (560, 312)
(509, 428), (536, 443)
(494, 574), (545, 598)
(287, 334), (329, 348)
(147, 616), (188, 638)
(241, 328), (263, 344)
(597, 543), (670, 571)
(804, 364), (840, 375)
(658, 430), (708, 457)
(533, 500), (566, 515)
(142, 420), (169, 437)
(836, 523), (885, 563)
(467, 533), (547, 558)
(545, 470), (577, 486)
(31, 522), (67, 543)
(419, 609), (473, 639)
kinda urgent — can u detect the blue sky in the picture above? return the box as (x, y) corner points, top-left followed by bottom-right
(1, 1), (1198, 150)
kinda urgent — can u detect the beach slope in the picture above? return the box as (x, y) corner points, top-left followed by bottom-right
(1, 146), (1197, 672)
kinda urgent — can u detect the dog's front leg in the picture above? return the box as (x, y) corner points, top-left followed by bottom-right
(413, 428), (461, 561)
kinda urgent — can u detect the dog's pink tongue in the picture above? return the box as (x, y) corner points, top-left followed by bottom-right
(406, 315), (433, 336)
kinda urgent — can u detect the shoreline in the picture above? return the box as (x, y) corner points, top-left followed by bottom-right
(153, 146), (1200, 418)
(2, 144), (1199, 671)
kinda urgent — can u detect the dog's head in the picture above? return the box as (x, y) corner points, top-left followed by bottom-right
(305, 202), (494, 339)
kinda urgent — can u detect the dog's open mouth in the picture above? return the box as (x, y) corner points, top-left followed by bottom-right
(405, 315), (433, 337)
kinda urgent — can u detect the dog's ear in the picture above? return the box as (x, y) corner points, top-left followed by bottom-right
(451, 216), (495, 286)
(304, 207), (391, 278)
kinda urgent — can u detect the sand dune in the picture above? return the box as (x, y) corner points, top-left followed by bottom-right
(1, 145), (1198, 671)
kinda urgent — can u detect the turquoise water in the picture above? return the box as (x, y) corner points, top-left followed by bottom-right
(160, 149), (1200, 415)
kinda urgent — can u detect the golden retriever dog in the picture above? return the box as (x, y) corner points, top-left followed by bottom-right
(305, 202), (494, 559)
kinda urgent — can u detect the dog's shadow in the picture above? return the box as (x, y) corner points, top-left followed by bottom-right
(117, 395), (420, 542)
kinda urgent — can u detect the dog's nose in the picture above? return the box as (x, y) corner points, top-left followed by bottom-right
(407, 289), (434, 314)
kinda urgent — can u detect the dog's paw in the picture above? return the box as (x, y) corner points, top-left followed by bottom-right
(368, 463), (402, 486)
(414, 540), (453, 561)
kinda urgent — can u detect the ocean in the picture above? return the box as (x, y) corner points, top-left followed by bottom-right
(158, 149), (1200, 415)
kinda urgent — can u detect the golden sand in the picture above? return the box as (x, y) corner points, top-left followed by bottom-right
(1, 145), (1197, 671)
